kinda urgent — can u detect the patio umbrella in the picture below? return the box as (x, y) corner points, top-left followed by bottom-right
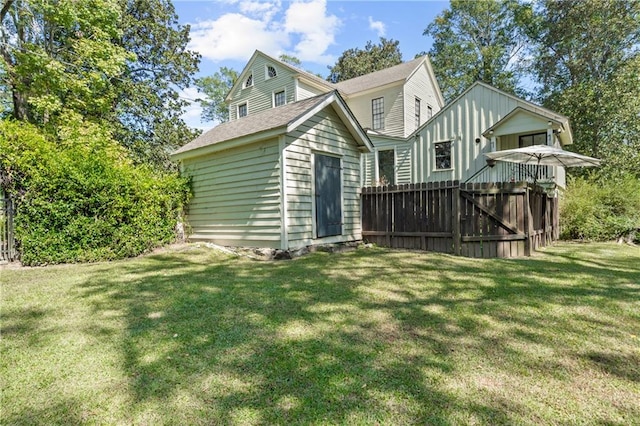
(484, 145), (601, 184)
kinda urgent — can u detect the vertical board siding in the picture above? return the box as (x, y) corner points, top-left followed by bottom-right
(362, 181), (558, 258)
(414, 84), (563, 184)
(229, 56), (297, 120)
(182, 140), (282, 248)
(285, 108), (363, 248)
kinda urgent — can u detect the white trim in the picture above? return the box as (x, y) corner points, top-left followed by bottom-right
(311, 151), (344, 240)
(265, 64), (278, 80)
(272, 88), (287, 108)
(237, 101), (248, 118)
(242, 71), (254, 89)
(278, 135), (288, 250)
(286, 92), (374, 153)
(433, 140), (453, 172)
(376, 148), (397, 185)
(310, 153), (317, 240)
(171, 127), (285, 161)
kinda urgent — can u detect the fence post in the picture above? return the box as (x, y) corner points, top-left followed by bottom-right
(452, 184), (461, 256)
(523, 186), (531, 256)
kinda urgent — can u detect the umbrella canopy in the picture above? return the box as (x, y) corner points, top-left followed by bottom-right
(484, 145), (601, 168)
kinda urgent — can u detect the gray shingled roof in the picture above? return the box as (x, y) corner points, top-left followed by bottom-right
(334, 56), (425, 95)
(173, 92), (334, 156)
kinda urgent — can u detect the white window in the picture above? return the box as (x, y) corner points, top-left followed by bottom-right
(427, 105), (433, 119)
(238, 103), (247, 118)
(415, 97), (421, 128)
(244, 73), (253, 88)
(266, 65), (277, 79)
(372, 97), (384, 130)
(435, 141), (452, 170)
(273, 90), (286, 107)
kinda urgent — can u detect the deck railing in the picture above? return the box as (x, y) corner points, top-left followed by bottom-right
(465, 162), (553, 184)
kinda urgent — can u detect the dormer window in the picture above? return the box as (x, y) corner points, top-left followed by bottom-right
(244, 73), (253, 88)
(266, 65), (277, 79)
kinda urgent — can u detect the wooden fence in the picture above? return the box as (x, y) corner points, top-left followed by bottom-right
(1, 197), (17, 262)
(361, 181), (558, 258)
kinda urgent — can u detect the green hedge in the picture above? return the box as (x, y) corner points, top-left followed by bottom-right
(1, 118), (189, 265)
(560, 174), (640, 242)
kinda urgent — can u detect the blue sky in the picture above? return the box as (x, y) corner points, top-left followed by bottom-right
(173, 0), (450, 129)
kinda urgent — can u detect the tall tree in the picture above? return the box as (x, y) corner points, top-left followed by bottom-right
(327, 37), (402, 83)
(1, 0), (131, 126)
(424, 0), (529, 102)
(525, 0), (640, 177)
(113, 0), (201, 167)
(0, 0), (201, 168)
(194, 66), (238, 124)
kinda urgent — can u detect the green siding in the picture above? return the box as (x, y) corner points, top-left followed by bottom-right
(229, 55), (297, 120)
(181, 140), (282, 248)
(284, 108), (363, 249)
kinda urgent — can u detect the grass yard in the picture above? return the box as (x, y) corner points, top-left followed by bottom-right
(2, 242), (639, 425)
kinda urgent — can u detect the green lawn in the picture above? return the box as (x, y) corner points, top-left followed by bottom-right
(2, 242), (639, 425)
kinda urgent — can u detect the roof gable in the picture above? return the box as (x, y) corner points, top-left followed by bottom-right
(225, 50), (335, 103)
(172, 91), (372, 160)
(333, 56), (426, 95)
(410, 81), (573, 145)
(483, 107), (563, 137)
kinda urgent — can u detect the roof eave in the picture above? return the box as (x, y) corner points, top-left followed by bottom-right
(171, 126), (287, 161)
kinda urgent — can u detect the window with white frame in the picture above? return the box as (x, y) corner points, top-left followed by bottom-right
(244, 73), (253, 88)
(427, 105), (433, 119)
(435, 141), (452, 170)
(372, 97), (384, 130)
(378, 149), (395, 186)
(519, 132), (546, 148)
(415, 97), (421, 128)
(273, 90), (286, 107)
(266, 65), (277, 79)
(238, 103), (248, 118)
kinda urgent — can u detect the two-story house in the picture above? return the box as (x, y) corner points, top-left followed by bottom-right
(172, 50), (574, 251)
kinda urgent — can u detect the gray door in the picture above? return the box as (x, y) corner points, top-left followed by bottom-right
(315, 154), (342, 238)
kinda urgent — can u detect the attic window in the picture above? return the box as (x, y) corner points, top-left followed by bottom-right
(244, 73), (253, 88)
(266, 65), (277, 79)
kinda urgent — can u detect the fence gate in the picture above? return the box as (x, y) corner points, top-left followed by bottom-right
(361, 181), (558, 258)
(1, 197), (17, 262)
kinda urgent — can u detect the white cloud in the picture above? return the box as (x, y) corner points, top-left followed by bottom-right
(239, 0), (281, 21)
(284, 0), (340, 63)
(188, 13), (288, 62)
(187, 0), (340, 65)
(368, 16), (385, 37)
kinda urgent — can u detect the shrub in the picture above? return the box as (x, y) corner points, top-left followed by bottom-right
(0, 118), (189, 265)
(560, 174), (640, 242)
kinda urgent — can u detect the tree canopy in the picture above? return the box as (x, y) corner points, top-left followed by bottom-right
(0, 0), (201, 168)
(194, 66), (238, 124)
(327, 37), (403, 83)
(424, 0), (529, 102)
(524, 0), (640, 178)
